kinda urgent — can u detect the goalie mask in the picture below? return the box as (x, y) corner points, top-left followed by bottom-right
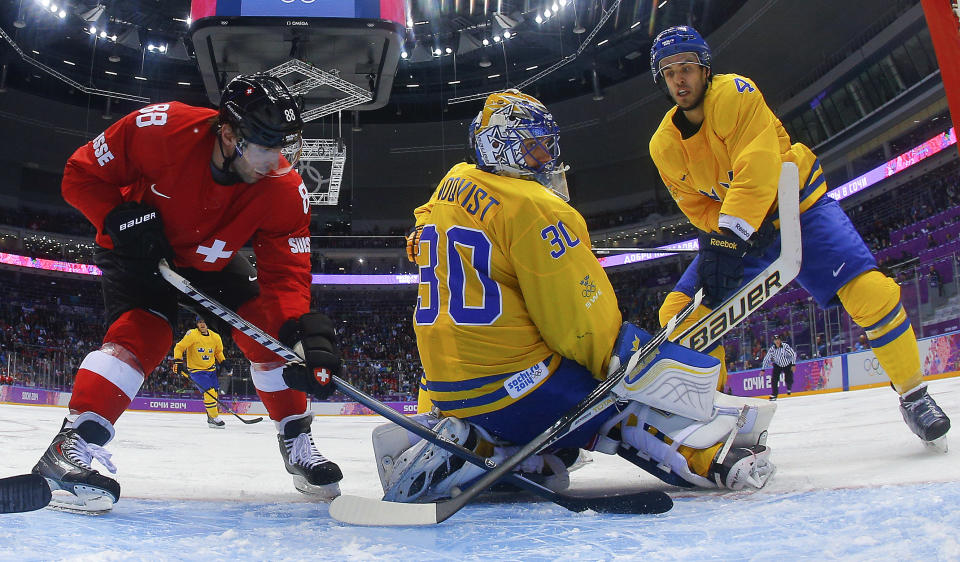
(472, 90), (570, 201)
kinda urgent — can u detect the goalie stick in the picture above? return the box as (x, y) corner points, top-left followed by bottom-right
(0, 474), (51, 514)
(156, 262), (673, 519)
(331, 162), (803, 526)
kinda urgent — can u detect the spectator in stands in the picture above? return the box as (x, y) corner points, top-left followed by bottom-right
(854, 334), (870, 351)
(762, 335), (796, 400)
(927, 265), (943, 298)
(815, 334), (827, 358)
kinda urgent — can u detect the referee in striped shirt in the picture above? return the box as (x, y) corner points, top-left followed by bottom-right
(762, 335), (797, 400)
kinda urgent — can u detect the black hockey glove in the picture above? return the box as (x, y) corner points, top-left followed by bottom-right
(697, 229), (748, 308)
(102, 202), (172, 261)
(279, 313), (341, 400)
(747, 220), (778, 257)
(217, 359), (233, 375)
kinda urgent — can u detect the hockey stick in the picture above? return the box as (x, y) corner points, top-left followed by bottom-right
(156, 262), (671, 519)
(671, 162), (802, 352)
(182, 368), (263, 425)
(332, 163), (804, 525)
(0, 474), (51, 514)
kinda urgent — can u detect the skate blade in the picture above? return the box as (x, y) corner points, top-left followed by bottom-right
(47, 491), (114, 515)
(207, 424), (226, 429)
(923, 436), (948, 454)
(292, 475), (341, 501)
(44, 479), (116, 515)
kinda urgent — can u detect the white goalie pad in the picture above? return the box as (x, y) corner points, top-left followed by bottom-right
(714, 392), (777, 447)
(609, 341), (720, 421)
(371, 411), (441, 492)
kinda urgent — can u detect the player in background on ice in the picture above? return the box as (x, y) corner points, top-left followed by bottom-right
(647, 26), (950, 451)
(375, 90), (777, 503)
(172, 317), (231, 428)
(31, 73), (344, 513)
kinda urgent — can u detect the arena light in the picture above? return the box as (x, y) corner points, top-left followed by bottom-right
(482, 38), (490, 46)
(400, 51), (408, 59)
(535, 14), (543, 23)
(445, 47), (452, 54)
(493, 35), (501, 42)
(88, 26), (96, 34)
(57, 9), (65, 18)
(503, 30), (512, 39)
(433, 47), (442, 56)
(544, 9), (552, 18)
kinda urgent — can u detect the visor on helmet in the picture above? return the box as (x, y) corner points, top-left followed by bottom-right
(235, 135), (303, 177)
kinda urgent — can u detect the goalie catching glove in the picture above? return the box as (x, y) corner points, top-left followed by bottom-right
(405, 225), (424, 263)
(279, 313), (341, 400)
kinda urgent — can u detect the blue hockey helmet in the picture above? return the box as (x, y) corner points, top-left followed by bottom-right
(650, 26), (712, 82)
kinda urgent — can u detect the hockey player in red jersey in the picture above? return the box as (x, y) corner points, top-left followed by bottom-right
(31, 73), (344, 512)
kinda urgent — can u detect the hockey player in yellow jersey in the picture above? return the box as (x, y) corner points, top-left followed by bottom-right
(648, 26), (949, 450)
(371, 90), (779, 503)
(173, 318), (230, 428)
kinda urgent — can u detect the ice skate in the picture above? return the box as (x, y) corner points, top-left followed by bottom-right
(277, 414), (342, 500)
(207, 415), (226, 429)
(709, 444), (775, 490)
(899, 384), (950, 453)
(32, 412), (120, 514)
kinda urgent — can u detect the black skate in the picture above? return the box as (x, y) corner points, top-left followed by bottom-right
(710, 444), (775, 490)
(207, 415), (226, 429)
(32, 412), (120, 514)
(277, 414), (342, 500)
(899, 385), (950, 453)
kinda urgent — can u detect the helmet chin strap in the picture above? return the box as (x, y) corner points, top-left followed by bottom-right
(211, 129), (244, 185)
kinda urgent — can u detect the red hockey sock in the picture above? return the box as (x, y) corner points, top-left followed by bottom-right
(258, 388), (308, 421)
(69, 369), (131, 424)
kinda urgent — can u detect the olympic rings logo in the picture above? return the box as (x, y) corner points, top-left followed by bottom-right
(863, 357), (884, 375)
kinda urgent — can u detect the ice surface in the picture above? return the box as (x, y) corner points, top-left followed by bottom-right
(1, 378), (958, 560)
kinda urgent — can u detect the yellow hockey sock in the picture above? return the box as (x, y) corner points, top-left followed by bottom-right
(204, 388), (220, 419)
(838, 270), (923, 394)
(659, 291), (728, 391)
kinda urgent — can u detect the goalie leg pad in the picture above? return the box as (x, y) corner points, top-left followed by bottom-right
(383, 417), (487, 503)
(381, 416), (580, 502)
(372, 411), (441, 492)
(599, 400), (774, 488)
(608, 323), (720, 421)
(714, 392), (777, 447)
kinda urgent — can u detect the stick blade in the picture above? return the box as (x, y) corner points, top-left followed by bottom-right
(0, 474), (52, 514)
(583, 490), (673, 514)
(329, 495), (440, 526)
